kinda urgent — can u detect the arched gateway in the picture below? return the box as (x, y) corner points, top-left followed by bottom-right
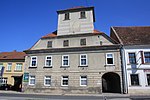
(102, 72), (121, 93)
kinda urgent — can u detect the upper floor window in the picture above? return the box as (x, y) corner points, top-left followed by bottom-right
(30, 56), (37, 67)
(29, 75), (35, 85)
(64, 13), (70, 20)
(62, 55), (69, 66)
(80, 75), (87, 86)
(44, 76), (51, 86)
(45, 56), (52, 67)
(61, 76), (69, 86)
(144, 52), (150, 63)
(130, 74), (139, 86)
(47, 41), (52, 48)
(80, 38), (86, 46)
(63, 40), (69, 47)
(80, 54), (88, 66)
(15, 63), (22, 71)
(128, 53), (136, 64)
(7, 63), (12, 71)
(106, 53), (114, 65)
(80, 11), (86, 19)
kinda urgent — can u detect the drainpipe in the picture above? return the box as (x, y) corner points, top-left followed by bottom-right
(120, 45), (128, 94)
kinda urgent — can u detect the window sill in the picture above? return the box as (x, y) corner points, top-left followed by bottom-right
(6, 70), (11, 72)
(142, 63), (150, 65)
(29, 66), (37, 68)
(78, 66), (88, 67)
(43, 66), (52, 68)
(63, 19), (70, 21)
(127, 63), (138, 65)
(105, 64), (115, 67)
(129, 85), (141, 87)
(60, 66), (70, 68)
(14, 70), (22, 72)
(79, 17), (86, 19)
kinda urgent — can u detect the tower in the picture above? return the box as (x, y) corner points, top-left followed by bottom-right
(57, 6), (95, 36)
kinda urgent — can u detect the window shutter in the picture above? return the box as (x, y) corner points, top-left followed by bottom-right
(140, 51), (144, 64)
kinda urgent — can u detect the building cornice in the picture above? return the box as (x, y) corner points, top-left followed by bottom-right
(24, 45), (121, 54)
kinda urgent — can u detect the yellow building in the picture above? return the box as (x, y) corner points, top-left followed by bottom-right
(0, 51), (26, 91)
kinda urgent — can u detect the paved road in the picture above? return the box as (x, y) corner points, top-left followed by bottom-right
(0, 92), (150, 100)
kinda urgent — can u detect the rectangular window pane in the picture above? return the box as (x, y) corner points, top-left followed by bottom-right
(144, 52), (150, 63)
(62, 55), (69, 66)
(44, 76), (51, 86)
(80, 38), (86, 46)
(80, 54), (87, 66)
(7, 63), (12, 71)
(80, 76), (87, 86)
(62, 76), (68, 86)
(47, 41), (52, 48)
(130, 74), (139, 86)
(31, 57), (37, 67)
(63, 40), (69, 47)
(106, 54), (114, 65)
(45, 56), (52, 67)
(129, 53), (136, 64)
(147, 74), (150, 86)
(0, 63), (3, 70)
(80, 11), (86, 18)
(29, 75), (35, 85)
(15, 63), (22, 71)
(64, 13), (69, 20)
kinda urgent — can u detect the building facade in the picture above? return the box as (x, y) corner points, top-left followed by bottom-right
(0, 51), (26, 91)
(111, 26), (150, 94)
(23, 7), (123, 94)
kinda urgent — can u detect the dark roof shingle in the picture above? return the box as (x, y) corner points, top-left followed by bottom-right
(111, 26), (150, 45)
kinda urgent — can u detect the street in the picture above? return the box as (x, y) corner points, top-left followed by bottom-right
(0, 92), (150, 100)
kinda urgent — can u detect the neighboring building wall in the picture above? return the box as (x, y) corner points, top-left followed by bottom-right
(23, 49), (122, 94)
(2, 62), (24, 86)
(124, 47), (150, 94)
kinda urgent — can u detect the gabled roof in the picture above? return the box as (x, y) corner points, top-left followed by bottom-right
(41, 29), (103, 39)
(0, 51), (26, 60)
(110, 26), (150, 45)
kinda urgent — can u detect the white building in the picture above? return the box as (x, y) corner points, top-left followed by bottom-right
(111, 26), (150, 94)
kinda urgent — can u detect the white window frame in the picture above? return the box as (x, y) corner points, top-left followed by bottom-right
(0, 63), (3, 70)
(15, 63), (22, 71)
(129, 73), (140, 86)
(80, 75), (87, 86)
(45, 56), (52, 67)
(145, 73), (150, 86)
(44, 76), (51, 86)
(80, 54), (88, 66)
(106, 53), (114, 65)
(62, 55), (69, 66)
(7, 63), (12, 71)
(30, 56), (37, 67)
(144, 52), (150, 63)
(61, 76), (69, 86)
(29, 75), (35, 85)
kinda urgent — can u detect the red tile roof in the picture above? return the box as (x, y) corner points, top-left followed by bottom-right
(111, 26), (150, 45)
(0, 51), (26, 60)
(41, 29), (103, 39)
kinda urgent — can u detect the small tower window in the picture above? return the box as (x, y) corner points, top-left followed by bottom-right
(64, 13), (70, 20)
(80, 11), (86, 19)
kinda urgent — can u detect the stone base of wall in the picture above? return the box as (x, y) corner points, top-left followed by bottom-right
(128, 89), (150, 94)
(23, 87), (102, 94)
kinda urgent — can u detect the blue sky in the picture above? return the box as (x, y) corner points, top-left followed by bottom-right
(0, 0), (150, 52)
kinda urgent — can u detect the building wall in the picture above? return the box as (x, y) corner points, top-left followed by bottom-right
(57, 10), (94, 36)
(1, 62), (24, 86)
(124, 48), (150, 94)
(31, 35), (113, 50)
(23, 49), (123, 94)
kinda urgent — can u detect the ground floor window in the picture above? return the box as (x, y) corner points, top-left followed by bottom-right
(61, 76), (68, 86)
(130, 74), (139, 86)
(44, 76), (51, 86)
(146, 74), (150, 86)
(80, 76), (87, 86)
(0, 77), (7, 85)
(29, 75), (35, 85)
